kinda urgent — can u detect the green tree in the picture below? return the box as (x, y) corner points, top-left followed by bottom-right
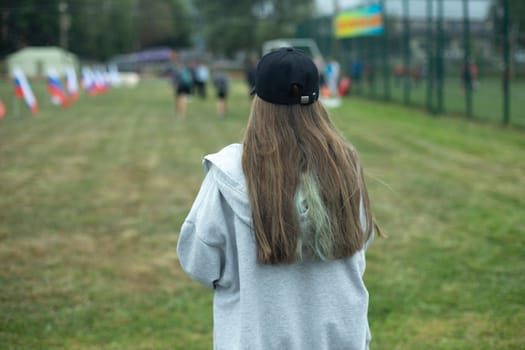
(490, 0), (525, 48)
(69, 0), (191, 61)
(192, 0), (256, 55)
(135, 0), (192, 49)
(68, 0), (133, 61)
(193, 0), (315, 56)
(0, 0), (61, 57)
(1, 0), (192, 61)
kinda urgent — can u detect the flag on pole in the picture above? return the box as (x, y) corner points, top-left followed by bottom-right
(47, 68), (69, 107)
(13, 67), (38, 115)
(81, 67), (93, 94)
(93, 69), (109, 94)
(82, 67), (106, 95)
(109, 64), (121, 87)
(66, 66), (79, 101)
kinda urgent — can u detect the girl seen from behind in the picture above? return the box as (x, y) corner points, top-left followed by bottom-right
(177, 47), (383, 350)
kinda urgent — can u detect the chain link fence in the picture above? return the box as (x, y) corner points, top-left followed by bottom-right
(297, 0), (523, 127)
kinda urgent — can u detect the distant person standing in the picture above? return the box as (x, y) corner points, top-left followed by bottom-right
(171, 62), (193, 119)
(351, 60), (364, 91)
(469, 62), (479, 90)
(461, 63), (472, 93)
(195, 61), (210, 99)
(326, 59), (340, 97)
(213, 70), (229, 118)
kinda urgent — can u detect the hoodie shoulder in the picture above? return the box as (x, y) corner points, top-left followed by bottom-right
(203, 143), (245, 190)
(203, 144), (251, 225)
(203, 143), (242, 171)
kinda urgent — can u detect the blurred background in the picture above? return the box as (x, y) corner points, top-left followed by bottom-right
(0, 0), (523, 125)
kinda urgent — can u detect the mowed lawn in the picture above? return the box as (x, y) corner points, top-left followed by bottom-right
(0, 78), (524, 349)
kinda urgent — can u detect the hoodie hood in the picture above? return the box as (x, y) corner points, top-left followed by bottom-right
(203, 143), (252, 226)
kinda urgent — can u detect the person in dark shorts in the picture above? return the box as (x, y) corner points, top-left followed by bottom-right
(171, 62), (193, 119)
(213, 70), (229, 117)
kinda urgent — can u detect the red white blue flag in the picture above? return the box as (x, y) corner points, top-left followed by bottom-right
(13, 67), (38, 115)
(109, 64), (121, 87)
(93, 69), (109, 94)
(81, 67), (93, 92)
(82, 66), (111, 96)
(47, 68), (69, 107)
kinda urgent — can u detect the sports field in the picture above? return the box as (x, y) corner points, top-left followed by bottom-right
(1, 78), (524, 349)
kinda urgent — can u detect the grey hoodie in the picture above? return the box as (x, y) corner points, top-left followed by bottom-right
(177, 143), (373, 350)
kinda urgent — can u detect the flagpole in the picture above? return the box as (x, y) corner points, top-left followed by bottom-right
(332, 0), (341, 62)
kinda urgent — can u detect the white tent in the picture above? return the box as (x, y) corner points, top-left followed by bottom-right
(6, 46), (79, 78)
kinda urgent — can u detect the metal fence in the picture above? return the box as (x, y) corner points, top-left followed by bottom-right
(296, 0), (523, 126)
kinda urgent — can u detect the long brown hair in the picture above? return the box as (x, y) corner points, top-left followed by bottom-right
(242, 96), (382, 264)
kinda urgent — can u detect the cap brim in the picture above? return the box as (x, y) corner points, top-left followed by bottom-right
(250, 86), (256, 96)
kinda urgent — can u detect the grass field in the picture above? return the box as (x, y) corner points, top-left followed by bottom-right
(1, 78), (524, 349)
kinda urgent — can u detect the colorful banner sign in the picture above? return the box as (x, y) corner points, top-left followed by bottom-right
(334, 3), (384, 38)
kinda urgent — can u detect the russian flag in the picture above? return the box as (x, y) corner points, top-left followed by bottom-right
(82, 67), (99, 95)
(66, 66), (79, 101)
(13, 67), (38, 115)
(109, 64), (121, 87)
(47, 68), (69, 107)
(93, 69), (109, 94)
(81, 67), (92, 91)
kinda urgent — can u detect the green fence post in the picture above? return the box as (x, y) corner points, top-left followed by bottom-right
(332, 0), (341, 68)
(369, 36), (377, 98)
(436, 0), (444, 114)
(380, 0), (391, 101)
(463, 0), (473, 118)
(357, 38), (362, 95)
(426, 0), (434, 114)
(502, 0), (510, 124)
(403, 0), (411, 105)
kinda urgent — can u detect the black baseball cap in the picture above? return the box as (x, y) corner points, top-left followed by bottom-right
(252, 47), (319, 105)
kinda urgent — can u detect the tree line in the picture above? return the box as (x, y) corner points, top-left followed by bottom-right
(0, 0), (315, 60)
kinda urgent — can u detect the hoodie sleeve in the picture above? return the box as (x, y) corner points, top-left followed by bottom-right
(177, 169), (228, 290)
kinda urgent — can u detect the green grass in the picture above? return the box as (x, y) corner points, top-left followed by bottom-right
(1, 78), (524, 349)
